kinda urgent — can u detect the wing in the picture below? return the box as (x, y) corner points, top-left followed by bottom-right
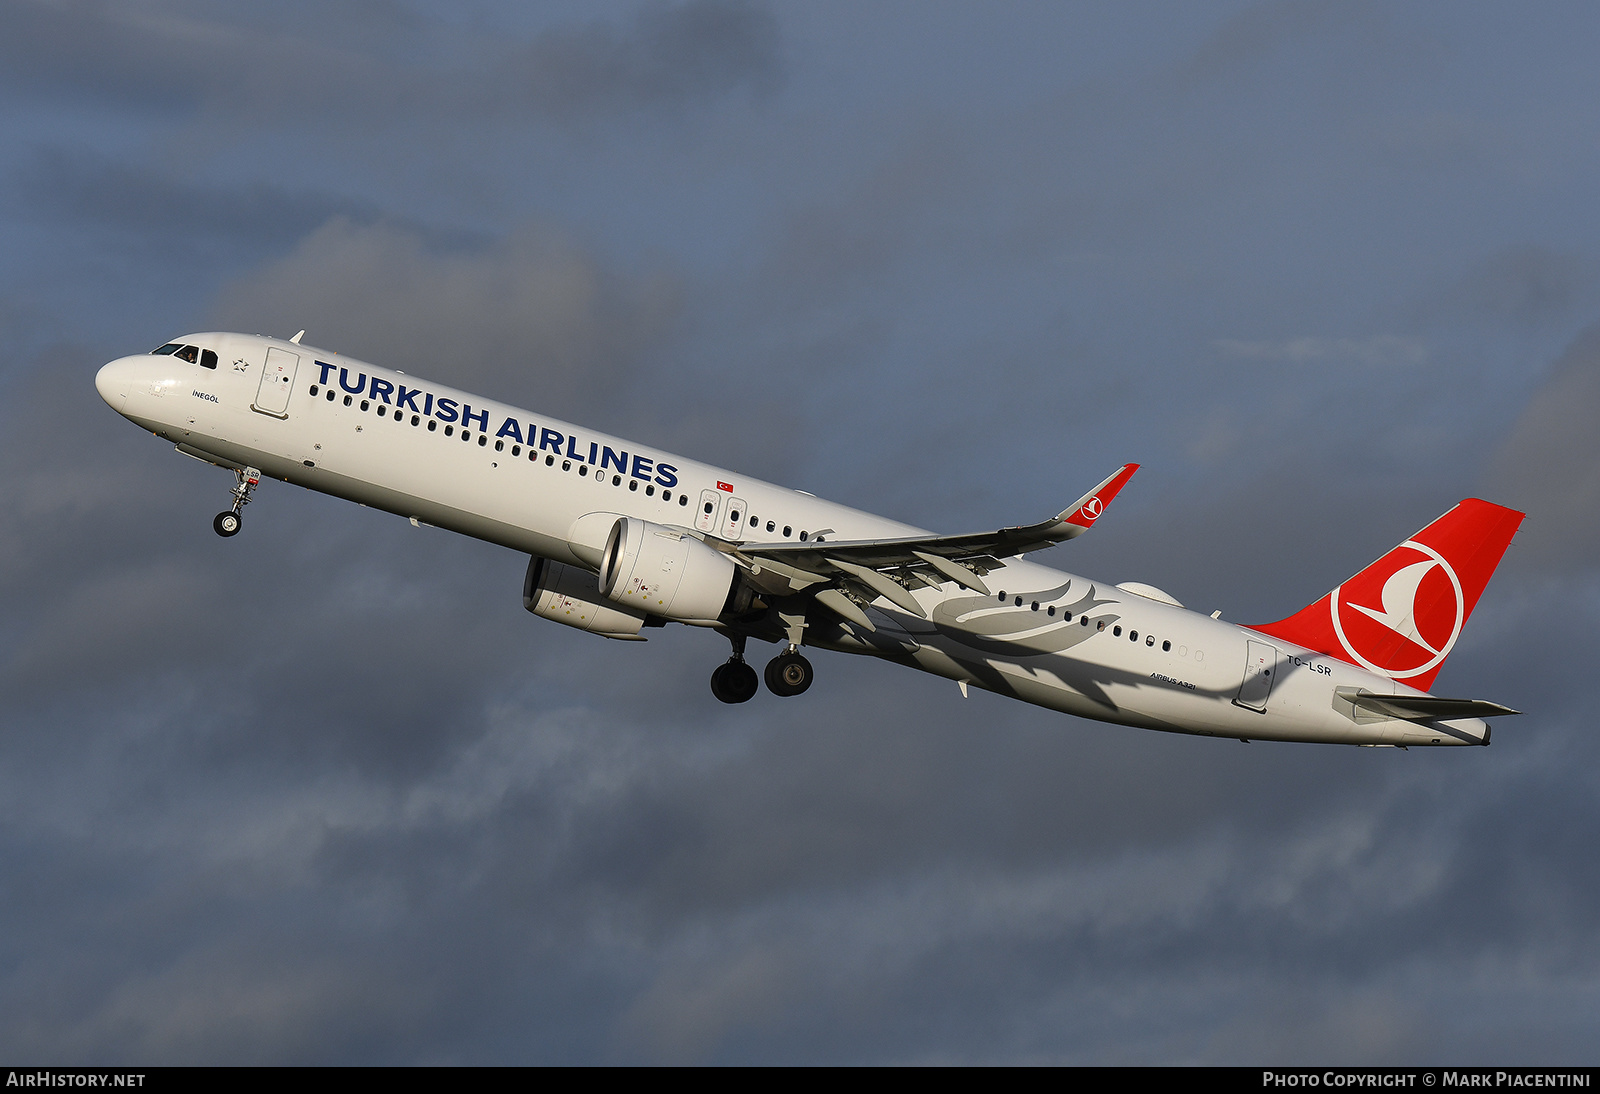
(730, 464), (1137, 629)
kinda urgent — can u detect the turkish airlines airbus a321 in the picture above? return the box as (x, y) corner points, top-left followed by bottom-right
(96, 332), (1524, 747)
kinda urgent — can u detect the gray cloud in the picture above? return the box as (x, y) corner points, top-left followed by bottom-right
(1212, 334), (1428, 367)
(207, 219), (681, 425)
(1417, 246), (1594, 328)
(507, 0), (783, 119)
(1482, 322), (1600, 568)
(0, 0), (781, 123)
(16, 148), (384, 251)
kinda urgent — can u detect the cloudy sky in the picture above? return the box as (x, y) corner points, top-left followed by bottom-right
(1, 0), (1597, 1064)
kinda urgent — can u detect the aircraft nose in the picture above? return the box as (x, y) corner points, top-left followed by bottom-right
(96, 358), (130, 409)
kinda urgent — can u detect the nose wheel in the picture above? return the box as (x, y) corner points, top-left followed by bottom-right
(214, 466), (260, 538)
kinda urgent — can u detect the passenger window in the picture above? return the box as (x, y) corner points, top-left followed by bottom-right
(628, 480), (638, 491)
(783, 526), (792, 537)
(1130, 630), (1138, 642)
(495, 440), (504, 452)
(445, 425), (453, 436)
(1047, 606), (1055, 616)
(612, 475), (622, 486)
(646, 485), (655, 496)
(427, 419), (436, 431)
(1014, 597), (1023, 607)
(1161, 640), (1170, 651)
(578, 463), (587, 475)
(799, 530), (808, 541)
(1113, 625), (1122, 636)
(1031, 601), (1039, 611)
(361, 400), (370, 411)
(512, 445), (520, 456)
(545, 454), (553, 465)
(730, 510), (741, 523)
(477, 435), (486, 446)
(326, 390), (335, 401)
(562, 460), (571, 471)
(344, 395), (353, 406)
(662, 490), (670, 501)
(200, 349), (218, 369)
(998, 591), (1006, 601)
(310, 385), (319, 396)
(704, 502), (715, 514)
(749, 515), (758, 526)
(1064, 611), (1072, 622)
(679, 495), (688, 506)
(766, 520), (775, 532)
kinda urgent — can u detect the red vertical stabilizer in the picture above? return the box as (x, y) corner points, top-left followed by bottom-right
(1252, 499), (1524, 691)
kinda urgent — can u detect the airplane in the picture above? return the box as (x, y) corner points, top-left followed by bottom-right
(95, 331), (1525, 747)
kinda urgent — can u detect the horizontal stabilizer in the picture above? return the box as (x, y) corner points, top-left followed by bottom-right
(1338, 688), (1519, 722)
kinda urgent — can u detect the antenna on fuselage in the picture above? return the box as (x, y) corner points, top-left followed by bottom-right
(289, 330), (305, 344)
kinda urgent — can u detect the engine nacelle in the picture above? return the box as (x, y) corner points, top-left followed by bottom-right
(524, 556), (648, 640)
(599, 517), (737, 623)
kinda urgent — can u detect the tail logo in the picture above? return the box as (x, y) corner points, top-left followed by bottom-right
(1328, 540), (1464, 680)
(1079, 497), (1104, 521)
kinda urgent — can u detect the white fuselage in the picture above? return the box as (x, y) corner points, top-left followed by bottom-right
(95, 333), (1488, 747)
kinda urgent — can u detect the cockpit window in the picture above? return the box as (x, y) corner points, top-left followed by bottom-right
(200, 349), (217, 369)
(174, 345), (200, 364)
(152, 343), (182, 355)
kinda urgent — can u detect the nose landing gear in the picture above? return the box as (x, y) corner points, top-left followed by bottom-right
(213, 466), (260, 538)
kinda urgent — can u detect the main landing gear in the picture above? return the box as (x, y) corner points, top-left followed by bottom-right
(213, 466), (260, 538)
(710, 633), (760, 704)
(709, 634), (815, 702)
(764, 650), (813, 697)
(710, 658), (759, 704)
(763, 610), (813, 697)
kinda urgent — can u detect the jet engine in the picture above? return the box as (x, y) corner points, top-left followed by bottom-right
(524, 556), (649, 640)
(598, 517), (737, 624)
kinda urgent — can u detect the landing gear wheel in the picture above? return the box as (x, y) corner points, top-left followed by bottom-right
(764, 651), (813, 697)
(710, 660), (759, 704)
(215, 466), (260, 538)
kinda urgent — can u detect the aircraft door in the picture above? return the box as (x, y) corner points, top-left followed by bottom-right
(695, 489), (723, 533)
(253, 347), (299, 417)
(1235, 640), (1279, 712)
(720, 497), (749, 541)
